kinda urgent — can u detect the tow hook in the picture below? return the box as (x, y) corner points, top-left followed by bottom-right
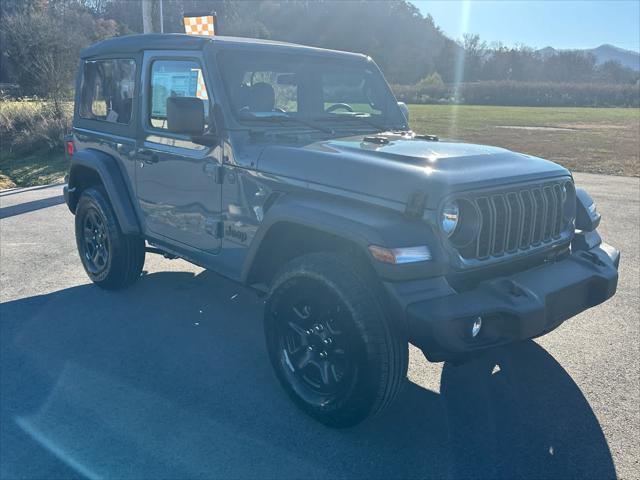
(580, 251), (606, 267)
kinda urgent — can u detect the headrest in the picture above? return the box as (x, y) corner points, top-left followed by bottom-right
(247, 82), (275, 112)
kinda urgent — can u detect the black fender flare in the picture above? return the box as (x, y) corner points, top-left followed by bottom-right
(67, 149), (141, 235)
(241, 192), (447, 283)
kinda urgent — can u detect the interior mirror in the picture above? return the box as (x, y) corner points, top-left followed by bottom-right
(397, 101), (409, 123)
(167, 97), (205, 135)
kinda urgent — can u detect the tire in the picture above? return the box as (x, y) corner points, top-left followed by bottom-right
(264, 252), (408, 428)
(75, 186), (145, 290)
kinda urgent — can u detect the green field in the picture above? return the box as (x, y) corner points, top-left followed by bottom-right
(1, 103), (638, 189)
(409, 105), (639, 177)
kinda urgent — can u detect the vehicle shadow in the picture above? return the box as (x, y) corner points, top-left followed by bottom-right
(0, 270), (615, 479)
(0, 195), (65, 219)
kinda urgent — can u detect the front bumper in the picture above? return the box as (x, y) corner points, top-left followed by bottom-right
(405, 242), (619, 362)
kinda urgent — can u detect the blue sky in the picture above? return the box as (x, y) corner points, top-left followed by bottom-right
(414, 1), (640, 51)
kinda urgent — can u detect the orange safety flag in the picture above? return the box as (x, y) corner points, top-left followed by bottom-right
(183, 14), (215, 100)
(183, 14), (215, 36)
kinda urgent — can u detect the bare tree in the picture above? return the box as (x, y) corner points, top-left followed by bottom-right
(1, 7), (117, 103)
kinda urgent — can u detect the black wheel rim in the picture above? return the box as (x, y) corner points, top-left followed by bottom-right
(82, 208), (110, 274)
(271, 279), (362, 406)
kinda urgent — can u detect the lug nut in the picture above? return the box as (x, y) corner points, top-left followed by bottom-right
(319, 351), (328, 359)
(305, 329), (313, 335)
(323, 338), (332, 345)
(307, 345), (314, 351)
(314, 324), (323, 332)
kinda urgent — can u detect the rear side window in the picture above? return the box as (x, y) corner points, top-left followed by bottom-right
(79, 59), (136, 124)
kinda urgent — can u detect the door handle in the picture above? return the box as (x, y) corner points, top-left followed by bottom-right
(138, 149), (159, 164)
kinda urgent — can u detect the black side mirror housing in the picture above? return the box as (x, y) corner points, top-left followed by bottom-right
(167, 97), (205, 135)
(575, 188), (601, 231)
(191, 103), (226, 147)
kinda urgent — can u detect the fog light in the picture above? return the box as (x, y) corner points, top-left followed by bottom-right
(471, 316), (482, 338)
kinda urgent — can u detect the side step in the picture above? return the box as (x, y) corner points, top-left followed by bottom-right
(145, 246), (178, 260)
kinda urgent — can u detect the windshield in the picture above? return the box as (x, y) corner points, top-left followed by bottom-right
(215, 49), (407, 132)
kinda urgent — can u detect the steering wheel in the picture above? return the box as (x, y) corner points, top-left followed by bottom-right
(325, 103), (354, 113)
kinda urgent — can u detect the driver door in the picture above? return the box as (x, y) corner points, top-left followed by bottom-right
(135, 53), (222, 254)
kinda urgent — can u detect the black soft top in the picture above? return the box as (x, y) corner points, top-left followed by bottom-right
(80, 33), (364, 60)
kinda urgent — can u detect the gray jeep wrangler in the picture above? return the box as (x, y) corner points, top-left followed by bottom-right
(64, 34), (619, 427)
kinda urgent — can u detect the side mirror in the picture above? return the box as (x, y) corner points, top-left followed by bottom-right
(191, 102), (224, 146)
(167, 97), (205, 135)
(575, 188), (600, 231)
(397, 101), (409, 123)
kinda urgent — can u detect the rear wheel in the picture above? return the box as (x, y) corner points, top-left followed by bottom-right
(265, 252), (408, 428)
(75, 186), (145, 289)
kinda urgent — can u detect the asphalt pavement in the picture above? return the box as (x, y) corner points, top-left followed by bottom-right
(1, 172), (638, 479)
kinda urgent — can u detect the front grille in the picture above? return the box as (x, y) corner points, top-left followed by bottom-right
(459, 180), (571, 260)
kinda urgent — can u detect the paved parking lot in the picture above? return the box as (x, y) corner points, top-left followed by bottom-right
(1, 172), (638, 479)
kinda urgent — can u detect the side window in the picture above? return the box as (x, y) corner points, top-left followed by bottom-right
(149, 60), (210, 130)
(79, 59), (136, 124)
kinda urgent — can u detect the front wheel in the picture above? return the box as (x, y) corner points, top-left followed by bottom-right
(75, 186), (145, 289)
(265, 252), (408, 428)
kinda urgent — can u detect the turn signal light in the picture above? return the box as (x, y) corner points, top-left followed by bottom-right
(368, 245), (431, 264)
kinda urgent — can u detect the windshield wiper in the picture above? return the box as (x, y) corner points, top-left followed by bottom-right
(238, 112), (334, 134)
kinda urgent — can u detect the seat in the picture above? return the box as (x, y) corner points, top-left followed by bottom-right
(246, 82), (275, 112)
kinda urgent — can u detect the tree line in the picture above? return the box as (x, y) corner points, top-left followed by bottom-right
(1, 0), (638, 106)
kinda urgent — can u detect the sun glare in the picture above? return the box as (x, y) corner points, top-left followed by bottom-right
(449, 0), (472, 140)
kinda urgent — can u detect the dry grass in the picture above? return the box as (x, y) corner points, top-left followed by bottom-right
(0, 100), (71, 187)
(0, 173), (16, 189)
(0, 100), (72, 153)
(409, 105), (640, 177)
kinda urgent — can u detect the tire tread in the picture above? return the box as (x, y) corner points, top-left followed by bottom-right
(75, 186), (145, 290)
(266, 251), (408, 427)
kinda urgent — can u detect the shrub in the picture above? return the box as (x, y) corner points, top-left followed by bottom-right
(416, 72), (444, 89)
(392, 81), (640, 107)
(0, 100), (72, 156)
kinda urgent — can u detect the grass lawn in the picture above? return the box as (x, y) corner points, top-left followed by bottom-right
(408, 105), (640, 177)
(0, 150), (68, 189)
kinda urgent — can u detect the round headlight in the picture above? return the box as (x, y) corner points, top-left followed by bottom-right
(441, 201), (460, 237)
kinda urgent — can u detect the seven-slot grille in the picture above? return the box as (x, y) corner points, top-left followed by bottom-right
(459, 180), (570, 260)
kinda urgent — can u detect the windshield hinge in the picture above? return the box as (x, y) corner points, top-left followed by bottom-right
(363, 135), (390, 145)
(414, 134), (439, 142)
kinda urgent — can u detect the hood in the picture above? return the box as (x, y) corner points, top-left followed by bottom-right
(255, 134), (570, 209)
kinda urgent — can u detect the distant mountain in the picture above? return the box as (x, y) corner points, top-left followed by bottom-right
(538, 44), (640, 71)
